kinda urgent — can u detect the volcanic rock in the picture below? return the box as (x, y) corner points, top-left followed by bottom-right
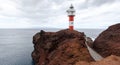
(32, 29), (94, 65)
(93, 23), (120, 57)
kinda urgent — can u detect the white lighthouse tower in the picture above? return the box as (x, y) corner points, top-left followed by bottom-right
(67, 4), (75, 30)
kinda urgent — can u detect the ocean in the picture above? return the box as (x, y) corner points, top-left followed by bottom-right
(0, 29), (104, 65)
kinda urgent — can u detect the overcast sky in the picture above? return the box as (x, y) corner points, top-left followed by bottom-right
(0, 0), (120, 29)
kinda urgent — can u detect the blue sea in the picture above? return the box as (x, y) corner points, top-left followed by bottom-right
(0, 29), (104, 65)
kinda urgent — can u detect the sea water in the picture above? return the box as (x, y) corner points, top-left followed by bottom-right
(0, 29), (104, 65)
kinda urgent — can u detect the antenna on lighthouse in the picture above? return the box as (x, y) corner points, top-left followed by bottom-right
(67, 4), (75, 30)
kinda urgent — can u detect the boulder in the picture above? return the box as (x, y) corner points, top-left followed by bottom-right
(93, 23), (120, 57)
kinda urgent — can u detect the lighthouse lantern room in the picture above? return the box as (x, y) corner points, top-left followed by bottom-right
(67, 4), (75, 30)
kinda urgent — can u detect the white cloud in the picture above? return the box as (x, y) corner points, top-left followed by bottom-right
(74, 0), (120, 28)
(0, 0), (119, 29)
(0, 0), (21, 16)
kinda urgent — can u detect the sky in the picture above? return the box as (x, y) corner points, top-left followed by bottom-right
(0, 0), (120, 29)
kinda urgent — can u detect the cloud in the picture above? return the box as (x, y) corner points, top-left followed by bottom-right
(77, 0), (120, 10)
(91, 0), (115, 6)
(75, 1), (120, 28)
(0, 0), (119, 28)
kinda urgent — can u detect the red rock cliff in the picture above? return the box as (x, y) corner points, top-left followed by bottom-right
(32, 29), (94, 65)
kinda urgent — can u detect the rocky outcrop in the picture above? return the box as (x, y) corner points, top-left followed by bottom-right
(32, 29), (94, 65)
(93, 23), (120, 57)
(32, 24), (120, 65)
(75, 55), (120, 65)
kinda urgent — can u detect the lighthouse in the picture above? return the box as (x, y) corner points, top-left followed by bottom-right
(67, 4), (75, 30)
